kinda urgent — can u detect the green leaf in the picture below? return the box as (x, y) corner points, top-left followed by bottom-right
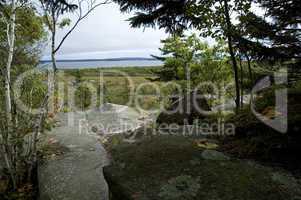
(59, 18), (71, 29)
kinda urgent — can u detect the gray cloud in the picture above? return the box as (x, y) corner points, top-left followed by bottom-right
(43, 3), (168, 59)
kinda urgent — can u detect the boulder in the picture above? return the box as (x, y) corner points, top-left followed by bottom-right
(156, 89), (211, 125)
(103, 136), (297, 200)
(201, 150), (230, 161)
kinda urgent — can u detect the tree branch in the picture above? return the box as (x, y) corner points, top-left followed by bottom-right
(54, 0), (111, 53)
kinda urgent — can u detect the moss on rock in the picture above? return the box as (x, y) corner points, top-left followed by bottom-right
(104, 136), (297, 200)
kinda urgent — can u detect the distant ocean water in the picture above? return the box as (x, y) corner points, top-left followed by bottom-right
(39, 58), (163, 69)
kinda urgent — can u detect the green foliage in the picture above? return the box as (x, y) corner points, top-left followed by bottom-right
(0, 5), (47, 67)
(0, 70), (48, 196)
(0, 4), (47, 194)
(236, 0), (301, 62)
(292, 80), (301, 91)
(113, 0), (250, 39)
(16, 66), (48, 110)
(156, 58), (182, 81)
(64, 66), (158, 77)
(156, 34), (232, 86)
(63, 68), (176, 111)
(73, 69), (83, 83)
(39, 0), (78, 20)
(115, 0), (190, 34)
(59, 18), (71, 29)
(0, 4), (47, 109)
(75, 84), (93, 110)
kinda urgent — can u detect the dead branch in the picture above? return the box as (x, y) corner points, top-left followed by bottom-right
(54, 0), (111, 53)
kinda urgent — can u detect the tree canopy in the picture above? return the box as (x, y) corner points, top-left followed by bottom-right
(154, 34), (232, 86)
(0, 4), (47, 68)
(114, 0), (300, 63)
(235, 0), (301, 62)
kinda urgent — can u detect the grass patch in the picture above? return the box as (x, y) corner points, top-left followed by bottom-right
(57, 67), (174, 111)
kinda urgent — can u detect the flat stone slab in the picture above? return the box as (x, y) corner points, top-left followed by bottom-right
(39, 148), (108, 200)
(103, 136), (301, 200)
(38, 104), (144, 200)
(38, 112), (109, 200)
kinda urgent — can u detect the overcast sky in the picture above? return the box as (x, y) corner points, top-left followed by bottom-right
(43, 3), (168, 60)
(42, 2), (263, 60)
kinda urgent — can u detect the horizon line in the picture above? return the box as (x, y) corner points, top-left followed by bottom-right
(40, 56), (159, 63)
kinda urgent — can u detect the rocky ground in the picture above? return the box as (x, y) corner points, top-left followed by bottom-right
(37, 102), (301, 200)
(38, 104), (146, 200)
(103, 136), (301, 200)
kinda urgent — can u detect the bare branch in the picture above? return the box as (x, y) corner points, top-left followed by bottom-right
(29, 93), (49, 163)
(54, 0), (111, 53)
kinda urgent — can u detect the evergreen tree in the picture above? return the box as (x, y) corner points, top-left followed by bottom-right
(235, 0), (301, 63)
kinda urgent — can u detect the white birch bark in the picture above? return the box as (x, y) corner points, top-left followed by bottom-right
(3, 0), (17, 189)
(5, 0), (16, 122)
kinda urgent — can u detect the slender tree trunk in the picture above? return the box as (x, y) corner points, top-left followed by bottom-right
(239, 56), (244, 107)
(184, 62), (190, 81)
(50, 17), (58, 112)
(246, 54), (253, 85)
(4, 72), (12, 121)
(223, 0), (240, 110)
(5, 0), (16, 122)
(28, 95), (48, 182)
(51, 29), (57, 72)
(1, 143), (16, 189)
(184, 62), (191, 114)
(4, 0), (17, 189)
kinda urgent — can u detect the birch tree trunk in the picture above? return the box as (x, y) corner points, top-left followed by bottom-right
(51, 23), (57, 72)
(5, 0), (16, 122)
(3, 0), (17, 189)
(49, 14), (57, 113)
